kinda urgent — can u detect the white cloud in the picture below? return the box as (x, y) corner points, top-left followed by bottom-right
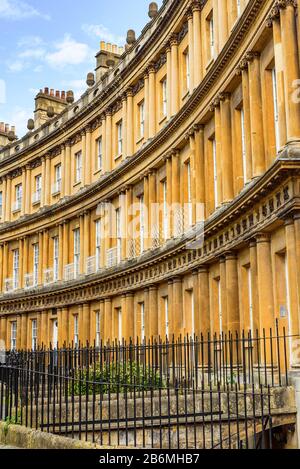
(7, 60), (25, 72)
(6, 105), (32, 137)
(82, 24), (125, 46)
(0, 0), (50, 20)
(45, 35), (91, 68)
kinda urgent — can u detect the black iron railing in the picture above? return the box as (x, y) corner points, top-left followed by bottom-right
(0, 325), (295, 449)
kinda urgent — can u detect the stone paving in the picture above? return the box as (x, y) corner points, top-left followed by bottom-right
(0, 444), (20, 449)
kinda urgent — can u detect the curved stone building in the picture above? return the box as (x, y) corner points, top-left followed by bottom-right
(0, 0), (300, 353)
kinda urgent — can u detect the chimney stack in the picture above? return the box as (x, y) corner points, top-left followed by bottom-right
(34, 87), (69, 127)
(95, 41), (125, 81)
(0, 122), (17, 148)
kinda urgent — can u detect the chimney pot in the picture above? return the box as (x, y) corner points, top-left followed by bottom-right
(66, 90), (74, 104)
(61, 91), (66, 100)
(44, 87), (49, 95)
(55, 90), (60, 98)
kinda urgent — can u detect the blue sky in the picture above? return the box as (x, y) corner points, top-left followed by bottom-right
(0, 0), (158, 137)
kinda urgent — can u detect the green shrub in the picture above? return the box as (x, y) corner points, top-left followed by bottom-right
(69, 361), (165, 396)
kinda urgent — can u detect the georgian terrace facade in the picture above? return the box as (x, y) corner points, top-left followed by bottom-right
(0, 0), (299, 355)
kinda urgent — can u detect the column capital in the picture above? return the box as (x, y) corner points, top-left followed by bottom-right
(147, 62), (156, 74)
(209, 96), (221, 112)
(198, 265), (209, 274)
(256, 232), (271, 244)
(172, 276), (182, 284)
(126, 87), (134, 98)
(190, 0), (201, 12)
(219, 92), (231, 102)
(225, 250), (237, 261)
(149, 284), (158, 291)
(105, 107), (113, 117)
(65, 139), (72, 148)
(265, 4), (280, 28)
(186, 7), (193, 20)
(245, 51), (260, 63)
(169, 33), (178, 47)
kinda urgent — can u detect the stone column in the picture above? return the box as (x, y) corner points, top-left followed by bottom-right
(225, 252), (240, 333)
(167, 280), (173, 338)
(249, 240), (259, 333)
(18, 238), (24, 289)
(85, 126), (92, 185)
(239, 61), (253, 181)
(192, 1), (202, 87)
(82, 303), (91, 345)
(83, 211), (90, 274)
(126, 88), (134, 157)
(23, 236), (29, 282)
(43, 230), (49, 284)
(1, 177), (6, 221)
(122, 94), (127, 157)
(194, 125), (205, 211)
(170, 34), (179, 116)
(219, 257), (227, 334)
(79, 214), (84, 274)
(166, 45), (172, 120)
(45, 155), (51, 206)
(125, 293), (134, 341)
(188, 131), (197, 225)
(148, 64), (156, 138)
(0, 316), (7, 348)
(173, 277), (183, 338)
(214, 101), (223, 206)
(256, 233), (274, 333)
(0, 244), (3, 293)
(63, 221), (69, 278)
(41, 157), (46, 207)
(40, 311), (49, 347)
(220, 93), (234, 203)
(2, 243), (8, 288)
(60, 144), (66, 197)
(267, 14), (287, 148)
(187, 9), (194, 92)
(279, 1), (300, 141)
(217, 0), (228, 51)
(148, 171), (157, 248)
(105, 110), (112, 171)
(149, 285), (159, 339)
(124, 187), (132, 258)
(285, 218), (300, 339)
(21, 314), (28, 350)
(171, 151), (180, 237)
(81, 130), (86, 184)
(192, 270), (200, 337)
(198, 266), (210, 337)
(143, 175), (150, 250)
(21, 168), (26, 216)
(64, 141), (71, 196)
(38, 231), (43, 285)
(25, 165), (32, 214)
(165, 154), (172, 238)
(58, 223), (64, 280)
(5, 176), (11, 222)
(104, 298), (112, 342)
(294, 212), (300, 312)
(101, 115), (107, 172)
(247, 52), (265, 177)
(143, 71), (150, 140)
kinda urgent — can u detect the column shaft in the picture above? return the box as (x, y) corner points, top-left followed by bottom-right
(148, 67), (156, 138)
(241, 69), (253, 181)
(256, 235), (274, 333)
(170, 38), (179, 116)
(126, 90), (134, 157)
(198, 267), (210, 336)
(192, 4), (202, 87)
(225, 254), (240, 333)
(149, 286), (158, 339)
(173, 278), (183, 337)
(220, 94), (234, 202)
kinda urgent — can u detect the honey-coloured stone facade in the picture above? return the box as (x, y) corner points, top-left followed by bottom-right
(0, 0), (299, 363)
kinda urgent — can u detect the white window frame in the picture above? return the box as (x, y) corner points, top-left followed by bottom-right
(209, 16), (215, 59)
(164, 297), (169, 339)
(74, 315), (79, 348)
(74, 228), (80, 278)
(139, 101), (145, 138)
(53, 237), (59, 282)
(162, 78), (167, 117)
(33, 244), (39, 286)
(247, 267), (254, 334)
(237, 0), (241, 17)
(140, 302), (145, 341)
(15, 184), (22, 211)
(75, 151), (82, 183)
(13, 249), (19, 290)
(96, 311), (101, 347)
(185, 51), (190, 91)
(95, 219), (101, 271)
(97, 137), (103, 171)
(32, 319), (38, 350)
(11, 321), (17, 351)
(55, 164), (62, 190)
(117, 121), (123, 156)
(272, 68), (280, 154)
(35, 174), (42, 200)
(116, 208), (122, 263)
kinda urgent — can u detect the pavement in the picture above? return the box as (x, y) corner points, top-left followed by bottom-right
(0, 444), (20, 449)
